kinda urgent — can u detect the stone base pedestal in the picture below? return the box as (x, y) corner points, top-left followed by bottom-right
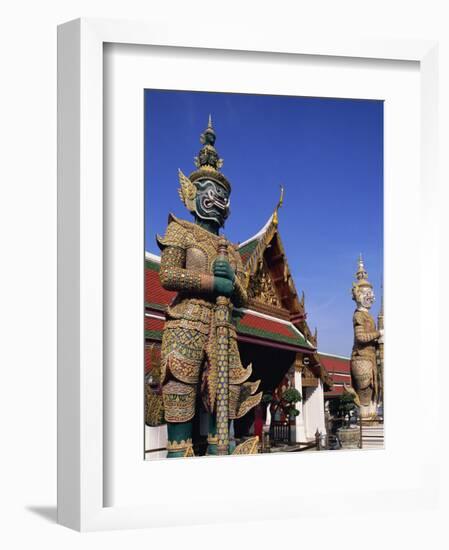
(337, 426), (360, 449)
(360, 400), (378, 420)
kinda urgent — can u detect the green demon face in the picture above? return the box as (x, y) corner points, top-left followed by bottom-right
(194, 178), (230, 228)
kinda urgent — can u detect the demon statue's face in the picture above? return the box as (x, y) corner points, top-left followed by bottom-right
(357, 286), (375, 310)
(194, 178), (230, 228)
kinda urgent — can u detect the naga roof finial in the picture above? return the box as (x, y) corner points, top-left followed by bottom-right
(272, 185), (284, 226)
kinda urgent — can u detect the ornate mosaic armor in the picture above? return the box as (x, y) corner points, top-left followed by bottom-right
(158, 215), (261, 430)
(351, 309), (379, 408)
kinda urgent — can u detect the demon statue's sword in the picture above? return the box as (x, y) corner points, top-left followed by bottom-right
(215, 237), (231, 455)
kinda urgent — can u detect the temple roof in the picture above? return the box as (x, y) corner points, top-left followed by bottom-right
(235, 309), (311, 350)
(318, 352), (351, 373)
(236, 212), (334, 390)
(238, 215), (274, 265)
(319, 352), (350, 397)
(235, 213), (312, 336)
(145, 254), (176, 311)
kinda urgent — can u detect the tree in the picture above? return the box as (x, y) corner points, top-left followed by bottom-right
(282, 387), (302, 418)
(264, 388), (302, 420)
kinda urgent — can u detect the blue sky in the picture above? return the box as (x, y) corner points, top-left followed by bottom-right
(144, 90), (383, 357)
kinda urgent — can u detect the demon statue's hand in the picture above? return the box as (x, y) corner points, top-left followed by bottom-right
(213, 276), (234, 297)
(213, 259), (235, 282)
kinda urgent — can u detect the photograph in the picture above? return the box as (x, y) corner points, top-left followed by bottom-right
(144, 89), (384, 459)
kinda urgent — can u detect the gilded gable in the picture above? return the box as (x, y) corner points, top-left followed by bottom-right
(248, 260), (282, 307)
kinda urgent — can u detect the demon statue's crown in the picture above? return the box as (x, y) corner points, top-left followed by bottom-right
(351, 254), (375, 309)
(178, 116), (232, 227)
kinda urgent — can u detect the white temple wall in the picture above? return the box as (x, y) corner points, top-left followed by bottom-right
(302, 381), (326, 440)
(145, 424), (167, 460)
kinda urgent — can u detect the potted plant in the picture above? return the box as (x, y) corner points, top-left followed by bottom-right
(336, 393), (360, 449)
(281, 387), (302, 420)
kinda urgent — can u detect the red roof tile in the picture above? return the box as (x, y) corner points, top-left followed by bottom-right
(319, 354), (351, 374)
(240, 313), (295, 338)
(145, 262), (176, 308)
(236, 312), (313, 349)
(330, 373), (351, 384)
(325, 384), (345, 396)
(145, 316), (165, 332)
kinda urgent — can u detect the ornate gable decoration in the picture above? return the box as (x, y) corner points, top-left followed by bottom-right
(248, 260), (282, 307)
(302, 365), (317, 380)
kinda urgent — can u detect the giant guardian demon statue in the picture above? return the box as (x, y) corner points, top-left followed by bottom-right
(345, 255), (384, 420)
(157, 117), (262, 457)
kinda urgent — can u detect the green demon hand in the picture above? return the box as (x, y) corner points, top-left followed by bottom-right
(213, 276), (234, 297)
(213, 259), (235, 282)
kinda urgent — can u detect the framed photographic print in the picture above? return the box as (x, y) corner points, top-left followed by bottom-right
(143, 90), (384, 461)
(58, 18), (440, 531)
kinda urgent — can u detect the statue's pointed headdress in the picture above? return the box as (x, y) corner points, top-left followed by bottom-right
(178, 115), (231, 213)
(352, 253), (373, 301)
(195, 114), (224, 171)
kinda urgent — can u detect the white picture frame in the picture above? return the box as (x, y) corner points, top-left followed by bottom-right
(57, 17), (440, 531)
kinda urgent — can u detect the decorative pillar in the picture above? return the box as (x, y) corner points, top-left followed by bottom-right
(294, 367), (306, 442)
(316, 381), (326, 435)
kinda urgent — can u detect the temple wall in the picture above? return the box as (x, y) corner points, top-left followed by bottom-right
(145, 425), (167, 461)
(302, 381), (326, 441)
